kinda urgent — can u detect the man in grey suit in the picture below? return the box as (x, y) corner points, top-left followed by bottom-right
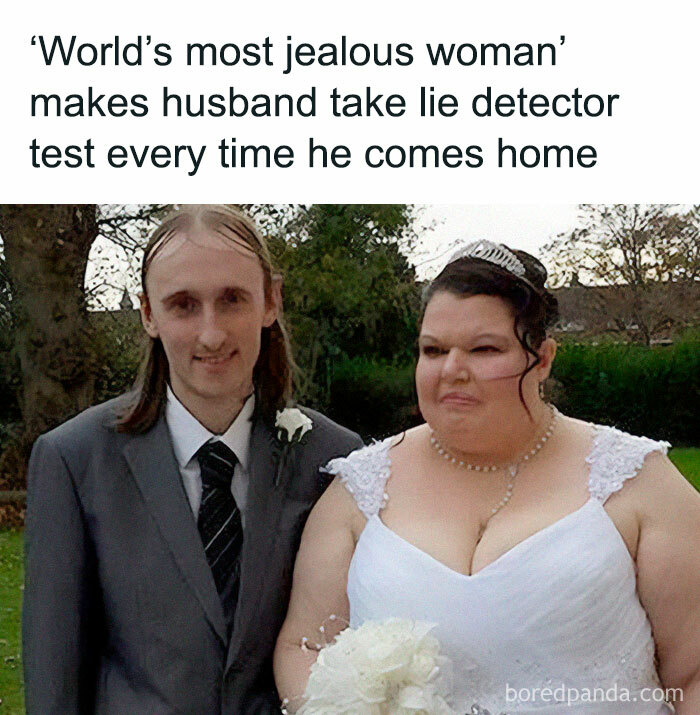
(22, 206), (362, 714)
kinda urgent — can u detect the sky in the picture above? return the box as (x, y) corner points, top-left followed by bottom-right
(411, 204), (580, 280)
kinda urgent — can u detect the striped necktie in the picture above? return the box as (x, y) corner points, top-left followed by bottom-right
(196, 440), (243, 627)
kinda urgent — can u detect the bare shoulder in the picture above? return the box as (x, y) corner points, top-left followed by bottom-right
(629, 449), (700, 523)
(555, 410), (598, 445)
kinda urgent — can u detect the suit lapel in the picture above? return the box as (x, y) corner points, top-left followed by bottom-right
(122, 417), (227, 645)
(226, 417), (292, 669)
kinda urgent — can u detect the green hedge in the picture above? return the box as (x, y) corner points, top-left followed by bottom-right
(551, 334), (699, 445)
(327, 358), (420, 441)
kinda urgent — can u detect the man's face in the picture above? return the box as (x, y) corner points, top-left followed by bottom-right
(139, 226), (279, 414)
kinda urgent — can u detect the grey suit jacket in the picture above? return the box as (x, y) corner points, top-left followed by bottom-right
(22, 395), (362, 714)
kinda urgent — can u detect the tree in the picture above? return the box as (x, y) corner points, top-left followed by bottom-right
(0, 205), (99, 486)
(0, 204), (167, 488)
(544, 204), (700, 344)
(267, 205), (422, 406)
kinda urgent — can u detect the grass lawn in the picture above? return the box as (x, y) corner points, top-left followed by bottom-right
(0, 530), (23, 715)
(669, 447), (700, 492)
(0, 448), (697, 711)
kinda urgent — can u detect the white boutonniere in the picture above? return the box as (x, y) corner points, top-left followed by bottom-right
(273, 407), (313, 488)
(275, 407), (313, 445)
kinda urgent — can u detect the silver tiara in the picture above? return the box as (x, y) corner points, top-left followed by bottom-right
(449, 240), (526, 278)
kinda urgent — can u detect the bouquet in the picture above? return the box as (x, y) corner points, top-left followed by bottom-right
(296, 618), (456, 715)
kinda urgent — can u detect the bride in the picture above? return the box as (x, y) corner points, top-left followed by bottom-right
(273, 241), (700, 713)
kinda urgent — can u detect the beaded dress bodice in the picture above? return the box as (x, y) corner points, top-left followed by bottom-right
(323, 424), (673, 714)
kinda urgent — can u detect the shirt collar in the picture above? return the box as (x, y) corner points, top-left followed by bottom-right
(165, 385), (255, 470)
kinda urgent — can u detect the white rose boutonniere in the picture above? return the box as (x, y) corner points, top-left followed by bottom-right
(275, 407), (313, 445)
(272, 407), (313, 488)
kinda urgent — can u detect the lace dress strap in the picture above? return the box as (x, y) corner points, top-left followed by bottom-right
(321, 438), (393, 518)
(586, 424), (670, 503)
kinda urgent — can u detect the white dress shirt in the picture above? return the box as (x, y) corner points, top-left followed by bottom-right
(165, 385), (254, 526)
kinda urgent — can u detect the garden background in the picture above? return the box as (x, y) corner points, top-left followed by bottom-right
(0, 204), (698, 713)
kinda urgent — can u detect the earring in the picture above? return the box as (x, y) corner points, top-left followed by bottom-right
(539, 382), (545, 399)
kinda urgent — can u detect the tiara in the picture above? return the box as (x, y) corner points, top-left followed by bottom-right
(449, 240), (527, 278)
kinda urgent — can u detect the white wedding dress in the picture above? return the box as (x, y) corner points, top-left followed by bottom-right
(323, 424), (674, 714)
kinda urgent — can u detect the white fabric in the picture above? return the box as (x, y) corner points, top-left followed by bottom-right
(586, 426), (671, 503)
(324, 424), (673, 714)
(324, 438), (393, 519)
(165, 385), (254, 521)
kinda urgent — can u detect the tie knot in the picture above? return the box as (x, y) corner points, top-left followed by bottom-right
(196, 441), (238, 489)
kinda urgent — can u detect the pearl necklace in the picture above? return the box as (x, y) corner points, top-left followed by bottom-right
(430, 404), (558, 517)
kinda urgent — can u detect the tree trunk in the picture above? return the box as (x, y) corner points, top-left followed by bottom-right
(0, 205), (98, 488)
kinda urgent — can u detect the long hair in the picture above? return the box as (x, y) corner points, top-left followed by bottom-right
(117, 205), (294, 433)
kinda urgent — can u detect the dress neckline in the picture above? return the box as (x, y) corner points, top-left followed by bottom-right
(366, 497), (632, 579)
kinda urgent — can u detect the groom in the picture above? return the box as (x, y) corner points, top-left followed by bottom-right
(22, 206), (362, 714)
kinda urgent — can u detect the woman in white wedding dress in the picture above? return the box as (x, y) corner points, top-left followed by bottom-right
(274, 241), (700, 714)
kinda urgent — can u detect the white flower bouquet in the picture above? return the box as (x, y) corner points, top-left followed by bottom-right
(297, 618), (456, 715)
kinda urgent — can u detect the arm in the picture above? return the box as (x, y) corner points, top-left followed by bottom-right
(273, 477), (363, 712)
(23, 435), (101, 714)
(633, 453), (700, 714)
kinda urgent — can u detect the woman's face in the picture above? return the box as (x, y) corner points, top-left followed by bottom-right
(416, 291), (553, 444)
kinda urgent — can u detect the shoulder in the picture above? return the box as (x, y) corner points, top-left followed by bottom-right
(321, 437), (395, 519)
(33, 394), (140, 479)
(322, 437), (394, 479)
(38, 394), (133, 450)
(606, 432), (697, 522)
(583, 419), (671, 503)
(27, 394), (137, 491)
(291, 406), (363, 457)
